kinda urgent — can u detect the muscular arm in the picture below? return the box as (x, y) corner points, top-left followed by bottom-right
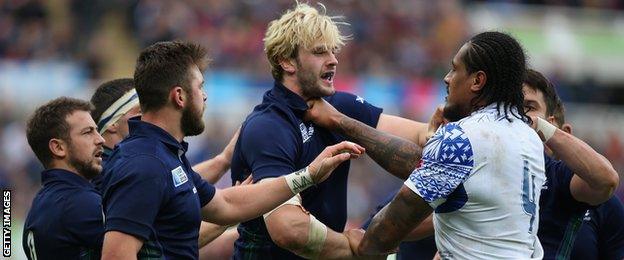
(359, 186), (433, 256)
(335, 115), (422, 180)
(193, 128), (240, 184)
(265, 204), (355, 259)
(101, 231), (143, 260)
(547, 129), (619, 205)
(404, 214), (434, 241)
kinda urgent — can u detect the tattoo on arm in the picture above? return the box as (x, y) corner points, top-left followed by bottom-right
(360, 187), (433, 255)
(337, 116), (422, 179)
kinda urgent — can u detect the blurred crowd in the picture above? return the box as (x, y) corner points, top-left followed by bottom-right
(1, 0), (623, 228)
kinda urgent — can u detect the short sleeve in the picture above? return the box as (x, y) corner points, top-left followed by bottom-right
(545, 156), (592, 213)
(240, 115), (299, 182)
(189, 170), (216, 207)
(63, 190), (105, 248)
(103, 155), (168, 240)
(326, 92), (383, 128)
(404, 123), (474, 208)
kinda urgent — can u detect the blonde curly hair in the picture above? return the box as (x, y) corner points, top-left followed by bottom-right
(264, 2), (350, 81)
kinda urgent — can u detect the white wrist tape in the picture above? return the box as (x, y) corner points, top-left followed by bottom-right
(284, 167), (314, 194)
(299, 214), (328, 259)
(535, 117), (557, 142)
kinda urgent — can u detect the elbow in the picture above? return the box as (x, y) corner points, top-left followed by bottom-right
(605, 170), (619, 197)
(267, 215), (309, 252)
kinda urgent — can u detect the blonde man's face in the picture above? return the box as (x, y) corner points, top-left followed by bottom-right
(294, 42), (338, 99)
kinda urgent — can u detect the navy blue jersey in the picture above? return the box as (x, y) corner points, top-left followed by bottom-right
(571, 196), (624, 260)
(101, 119), (216, 259)
(538, 155), (593, 259)
(231, 82), (382, 259)
(23, 169), (103, 259)
(91, 146), (113, 192)
(361, 194), (437, 260)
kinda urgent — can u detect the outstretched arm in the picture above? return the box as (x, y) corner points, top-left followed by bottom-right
(201, 141), (364, 225)
(533, 117), (619, 205)
(307, 99), (434, 180)
(358, 186), (433, 255)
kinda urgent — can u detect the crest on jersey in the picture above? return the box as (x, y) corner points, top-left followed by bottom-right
(299, 123), (315, 143)
(171, 166), (188, 187)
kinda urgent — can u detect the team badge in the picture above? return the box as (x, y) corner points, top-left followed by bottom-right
(299, 123), (314, 143)
(171, 166), (188, 187)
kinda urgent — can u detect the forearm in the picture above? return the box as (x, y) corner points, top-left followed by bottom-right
(359, 187), (432, 255)
(267, 206), (354, 259)
(316, 230), (355, 259)
(335, 116), (421, 180)
(193, 153), (230, 184)
(548, 129), (619, 196)
(404, 214), (434, 241)
(198, 221), (228, 248)
(203, 177), (294, 225)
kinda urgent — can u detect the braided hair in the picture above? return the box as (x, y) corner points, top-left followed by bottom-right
(462, 31), (529, 122)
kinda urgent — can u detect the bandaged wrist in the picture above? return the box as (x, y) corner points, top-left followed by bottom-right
(284, 167), (314, 194)
(535, 117), (556, 142)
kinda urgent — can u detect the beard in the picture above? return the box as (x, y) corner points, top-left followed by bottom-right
(68, 151), (101, 180)
(443, 101), (468, 122)
(296, 60), (334, 98)
(181, 101), (205, 136)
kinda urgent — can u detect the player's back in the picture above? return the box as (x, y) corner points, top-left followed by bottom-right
(433, 104), (545, 259)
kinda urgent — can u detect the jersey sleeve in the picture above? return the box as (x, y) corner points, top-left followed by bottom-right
(326, 92), (383, 128)
(189, 170), (216, 207)
(239, 115), (299, 182)
(63, 190), (105, 248)
(103, 155), (169, 241)
(545, 156), (592, 213)
(404, 123), (474, 209)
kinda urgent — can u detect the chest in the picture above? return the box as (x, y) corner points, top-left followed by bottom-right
(158, 157), (202, 228)
(295, 122), (343, 168)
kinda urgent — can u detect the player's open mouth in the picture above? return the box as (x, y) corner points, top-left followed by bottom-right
(94, 150), (103, 158)
(321, 71), (335, 84)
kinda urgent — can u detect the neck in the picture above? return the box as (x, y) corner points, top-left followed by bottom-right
(141, 107), (184, 142)
(281, 76), (309, 101)
(48, 161), (88, 180)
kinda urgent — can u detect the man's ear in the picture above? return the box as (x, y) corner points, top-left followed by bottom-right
(561, 123), (573, 135)
(170, 86), (185, 108)
(471, 71), (487, 92)
(49, 138), (67, 159)
(279, 58), (297, 75)
(107, 122), (119, 134)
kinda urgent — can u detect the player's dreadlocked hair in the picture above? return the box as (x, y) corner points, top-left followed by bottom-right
(462, 31), (529, 122)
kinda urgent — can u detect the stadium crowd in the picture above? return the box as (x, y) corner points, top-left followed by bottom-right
(1, 0), (624, 258)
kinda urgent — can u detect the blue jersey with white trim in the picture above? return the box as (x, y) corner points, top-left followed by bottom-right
(404, 104), (545, 259)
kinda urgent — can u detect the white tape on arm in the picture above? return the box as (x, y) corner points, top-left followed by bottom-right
(300, 214), (328, 259)
(536, 117), (557, 142)
(283, 167), (314, 194)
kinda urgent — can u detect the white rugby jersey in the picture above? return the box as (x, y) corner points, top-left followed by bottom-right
(405, 103), (545, 259)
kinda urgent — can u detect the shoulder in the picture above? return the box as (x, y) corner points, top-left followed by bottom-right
(423, 122), (474, 167)
(62, 188), (102, 216)
(107, 152), (169, 181)
(240, 109), (299, 141)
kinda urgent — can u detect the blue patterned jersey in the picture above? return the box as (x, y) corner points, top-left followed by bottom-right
(404, 104), (546, 259)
